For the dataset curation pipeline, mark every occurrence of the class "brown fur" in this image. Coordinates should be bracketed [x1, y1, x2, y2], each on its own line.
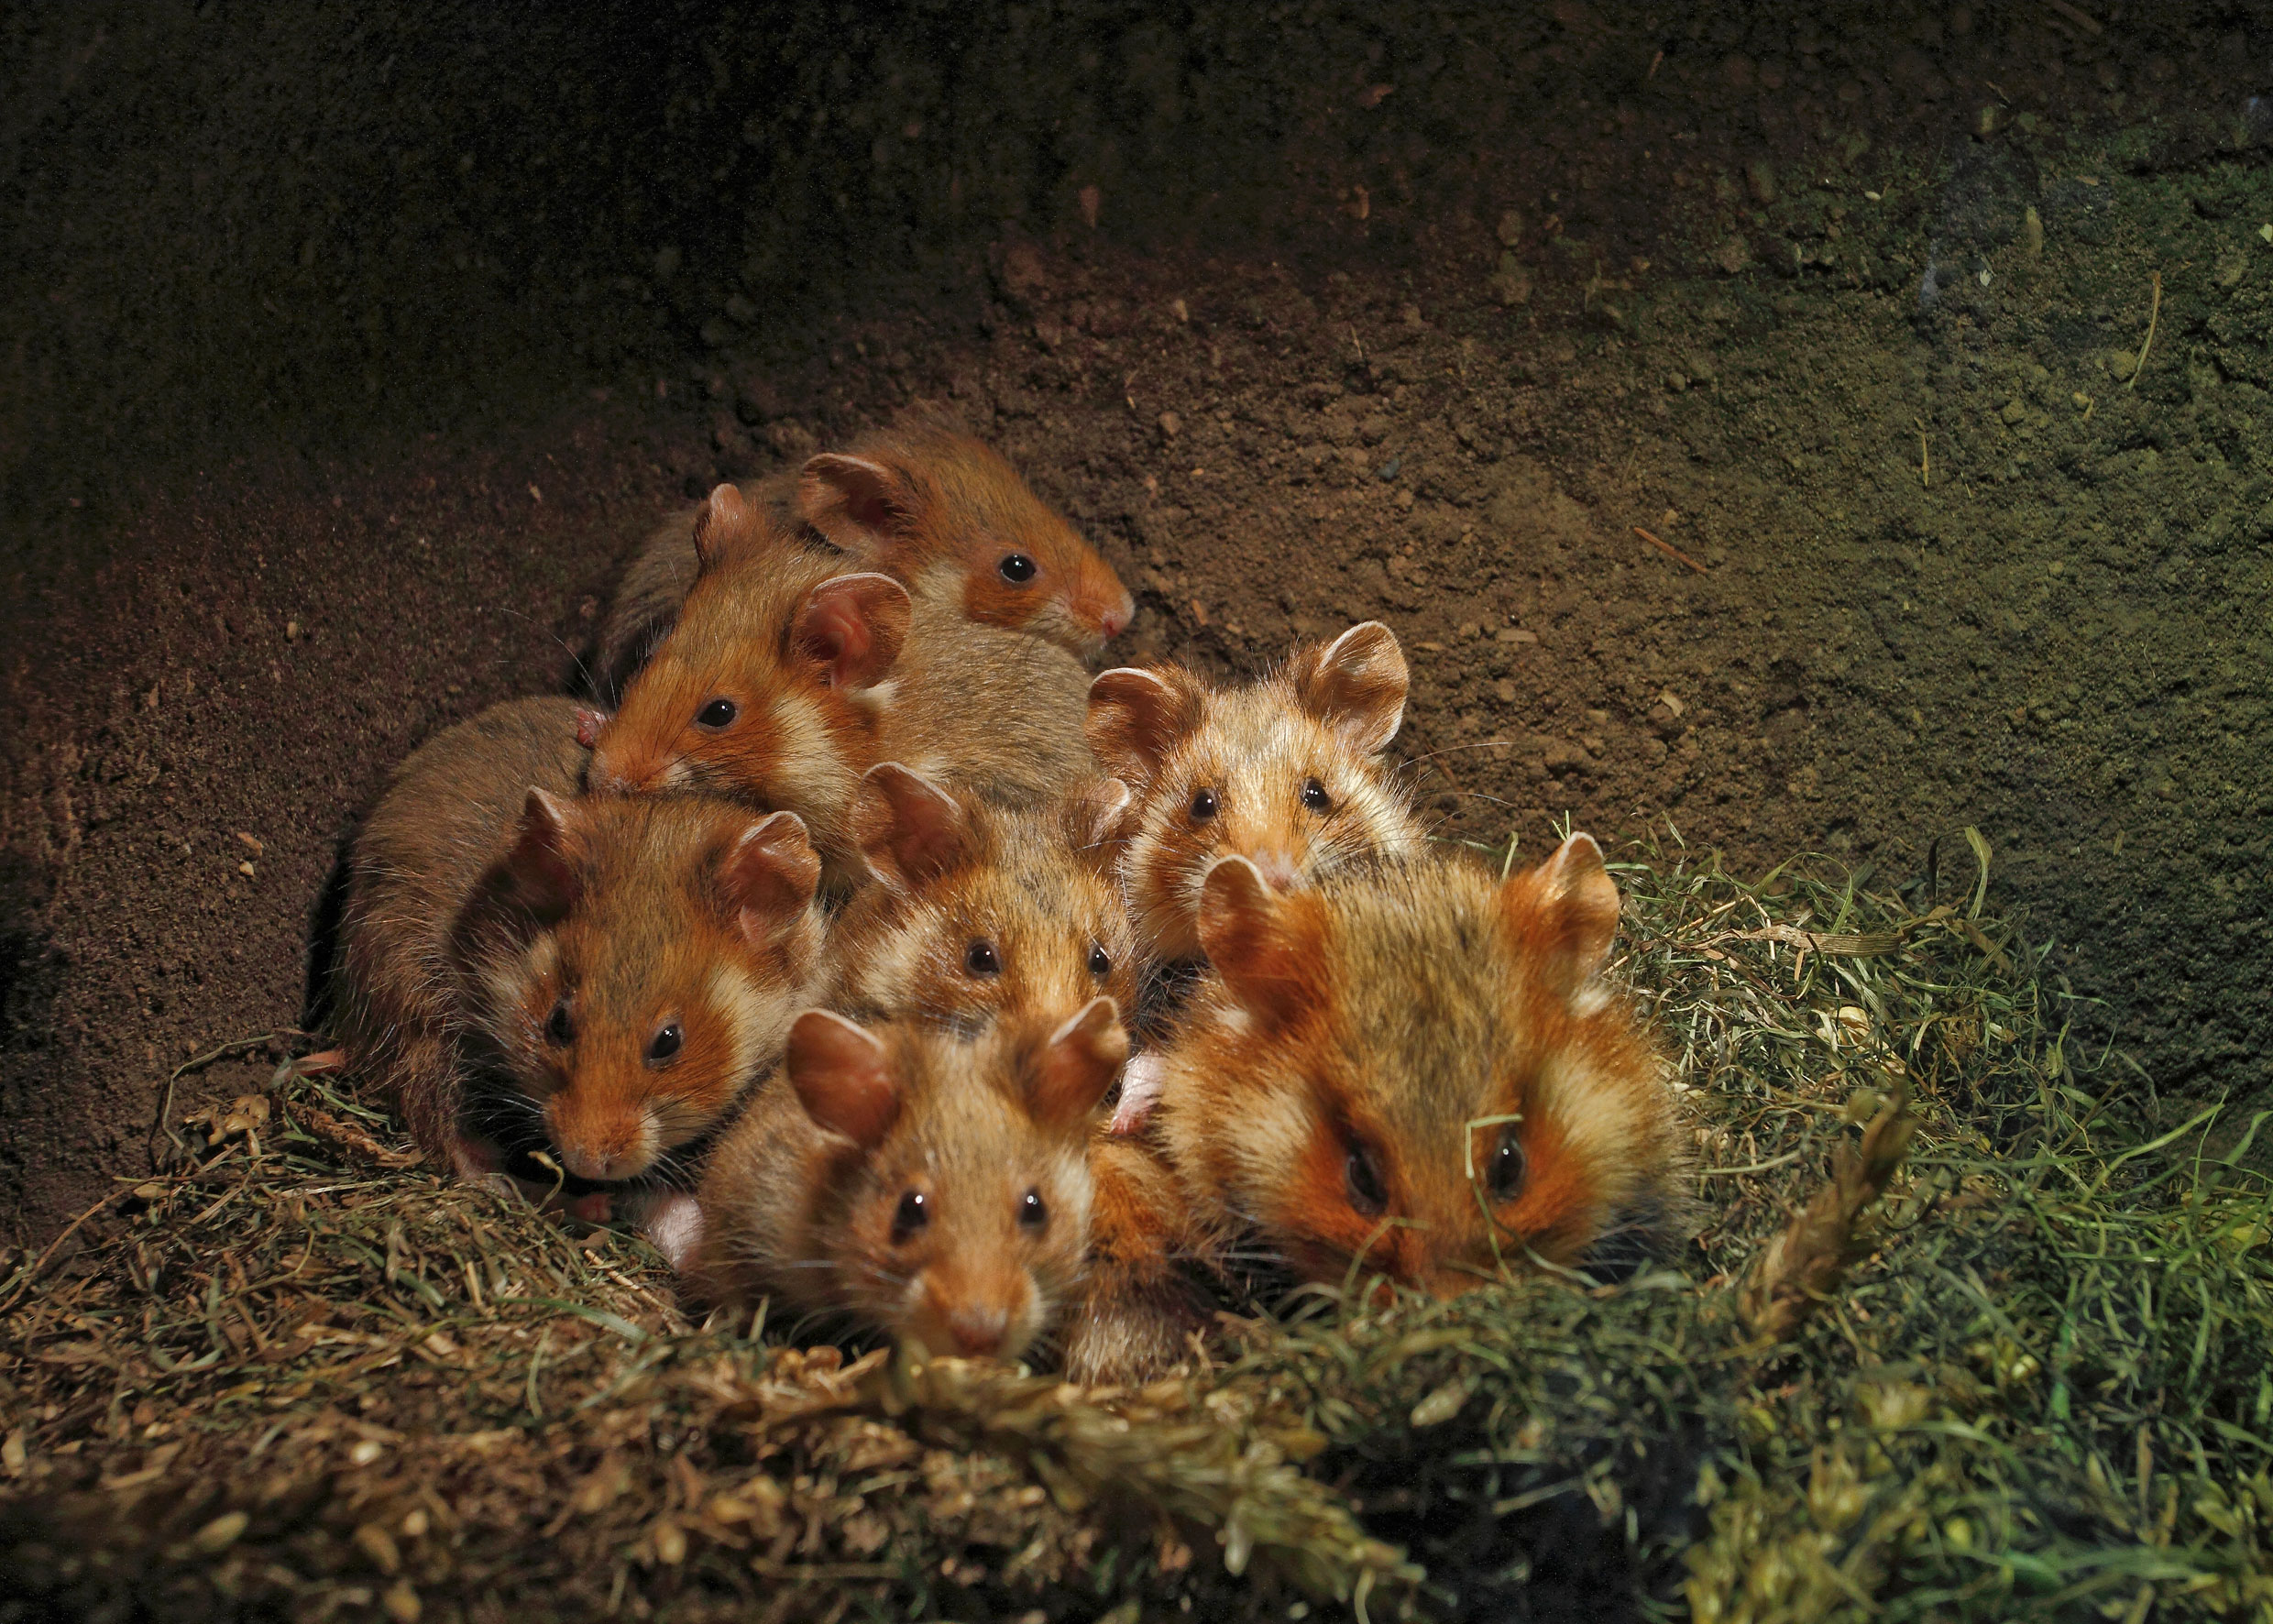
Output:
[335, 697, 828, 1183]
[688, 1002, 1126, 1361]
[585, 487, 907, 887]
[1147, 839, 1692, 1300]
[592, 422, 1130, 702]
[830, 765, 1136, 1034]
[1058, 1133, 1215, 1385]
[1086, 621, 1426, 966]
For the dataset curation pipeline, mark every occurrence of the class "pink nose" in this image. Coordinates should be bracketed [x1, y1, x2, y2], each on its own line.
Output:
[1250, 849, 1302, 891]
[944, 1306, 1008, 1357]
[1093, 590, 1135, 641]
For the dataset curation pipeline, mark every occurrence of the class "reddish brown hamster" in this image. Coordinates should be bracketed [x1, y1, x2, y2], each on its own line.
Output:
[1143, 838, 1691, 1300]
[684, 1000, 1126, 1360]
[335, 697, 829, 1192]
[585, 483, 911, 885]
[798, 420, 1134, 656]
[829, 763, 1136, 1031]
[589, 484, 1093, 856]
[593, 421, 1131, 702]
[1086, 621, 1427, 966]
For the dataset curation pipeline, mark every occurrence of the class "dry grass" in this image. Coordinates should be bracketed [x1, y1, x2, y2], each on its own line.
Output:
[4, 831, 2267, 1622]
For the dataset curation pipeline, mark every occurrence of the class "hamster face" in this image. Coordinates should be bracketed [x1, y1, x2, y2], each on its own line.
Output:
[1123, 685, 1423, 963]
[801, 431, 1134, 656]
[498, 918, 778, 1183]
[846, 836, 1137, 1035]
[1156, 845, 1686, 1297]
[828, 1079, 1095, 1360]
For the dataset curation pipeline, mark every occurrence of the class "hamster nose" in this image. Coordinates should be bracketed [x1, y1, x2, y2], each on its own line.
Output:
[943, 1305, 1009, 1357]
[1250, 848, 1302, 891]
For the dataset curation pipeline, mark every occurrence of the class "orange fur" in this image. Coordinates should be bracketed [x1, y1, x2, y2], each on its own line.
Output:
[335, 697, 828, 1186]
[1148, 840, 1692, 1300]
[800, 420, 1134, 655]
[1087, 622, 1426, 967]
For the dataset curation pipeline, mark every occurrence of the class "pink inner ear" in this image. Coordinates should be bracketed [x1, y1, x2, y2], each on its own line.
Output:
[799, 575, 908, 688]
[859, 763, 966, 890]
[725, 812, 819, 927]
[786, 1012, 899, 1148]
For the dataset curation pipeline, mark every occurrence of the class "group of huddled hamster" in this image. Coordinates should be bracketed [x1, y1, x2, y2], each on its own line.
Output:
[334, 419, 1692, 1384]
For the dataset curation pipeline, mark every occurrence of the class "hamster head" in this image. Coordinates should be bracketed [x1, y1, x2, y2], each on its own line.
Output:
[798, 423, 1134, 656]
[463, 792, 824, 1185]
[1155, 838, 1686, 1297]
[786, 1000, 1126, 1359]
[587, 487, 911, 865]
[1087, 622, 1425, 962]
[840, 763, 1137, 1031]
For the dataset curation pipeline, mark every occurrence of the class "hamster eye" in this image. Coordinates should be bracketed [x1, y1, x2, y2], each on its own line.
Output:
[891, 1189, 929, 1243]
[696, 697, 739, 730]
[997, 552, 1038, 584]
[1344, 1139, 1388, 1217]
[1087, 943, 1112, 978]
[964, 939, 1002, 977]
[544, 999, 574, 1047]
[1188, 786, 1219, 822]
[1487, 1126, 1527, 1202]
[1301, 777, 1333, 813]
[1018, 1188, 1049, 1230]
[644, 1022, 683, 1066]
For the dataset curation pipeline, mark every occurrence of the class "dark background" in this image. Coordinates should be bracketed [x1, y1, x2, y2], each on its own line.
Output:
[5, 0, 2269, 1243]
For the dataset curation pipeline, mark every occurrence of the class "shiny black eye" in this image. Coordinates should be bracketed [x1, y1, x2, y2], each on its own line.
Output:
[1345, 1140, 1388, 1217]
[1189, 786, 1219, 822]
[544, 1000, 574, 1046]
[891, 1190, 929, 1243]
[645, 1022, 683, 1066]
[1487, 1127, 1527, 1202]
[1301, 777, 1332, 813]
[1088, 944, 1112, 978]
[964, 939, 1002, 977]
[997, 552, 1038, 584]
[696, 697, 739, 730]
[1018, 1188, 1049, 1230]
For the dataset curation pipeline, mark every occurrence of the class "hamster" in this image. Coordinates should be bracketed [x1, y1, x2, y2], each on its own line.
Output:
[829, 763, 1136, 1032]
[684, 999, 1127, 1360]
[1085, 621, 1428, 967]
[798, 419, 1134, 657]
[585, 484, 911, 885]
[588, 485, 1093, 871]
[335, 696, 829, 1192]
[592, 421, 1131, 701]
[1058, 1133, 1217, 1386]
[1141, 837, 1692, 1300]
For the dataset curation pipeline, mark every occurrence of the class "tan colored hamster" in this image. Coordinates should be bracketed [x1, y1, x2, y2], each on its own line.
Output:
[1145, 838, 1691, 1300]
[588, 485, 1093, 870]
[593, 421, 1131, 700]
[829, 763, 1136, 1031]
[585, 484, 910, 885]
[335, 696, 828, 1189]
[684, 1000, 1126, 1360]
[1085, 621, 1427, 966]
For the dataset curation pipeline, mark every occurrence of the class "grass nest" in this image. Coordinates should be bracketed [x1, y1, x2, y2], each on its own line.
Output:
[4, 832, 2268, 1623]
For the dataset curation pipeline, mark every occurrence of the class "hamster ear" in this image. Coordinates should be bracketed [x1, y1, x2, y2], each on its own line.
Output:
[1086, 667, 1201, 785]
[690, 482, 756, 574]
[573, 707, 610, 750]
[785, 1011, 900, 1150]
[1290, 621, 1408, 755]
[1195, 856, 1322, 1027]
[796, 572, 911, 689]
[1061, 776, 1133, 862]
[1509, 832, 1622, 1002]
[719, 811, 820, 937]
[797, 453, 917, 554]
[1030, 996, 1129, 1132]
[851, 763, 970, 892]
[500, 789, 582, 917]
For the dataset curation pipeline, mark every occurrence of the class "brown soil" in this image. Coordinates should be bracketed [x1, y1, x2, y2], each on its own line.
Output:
[5, 2, 2269, 1246]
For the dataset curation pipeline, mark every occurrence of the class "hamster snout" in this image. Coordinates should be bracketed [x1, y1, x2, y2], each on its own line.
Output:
[909, 1263, 1037, 1359]
[545, 1093, 659, 1183]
